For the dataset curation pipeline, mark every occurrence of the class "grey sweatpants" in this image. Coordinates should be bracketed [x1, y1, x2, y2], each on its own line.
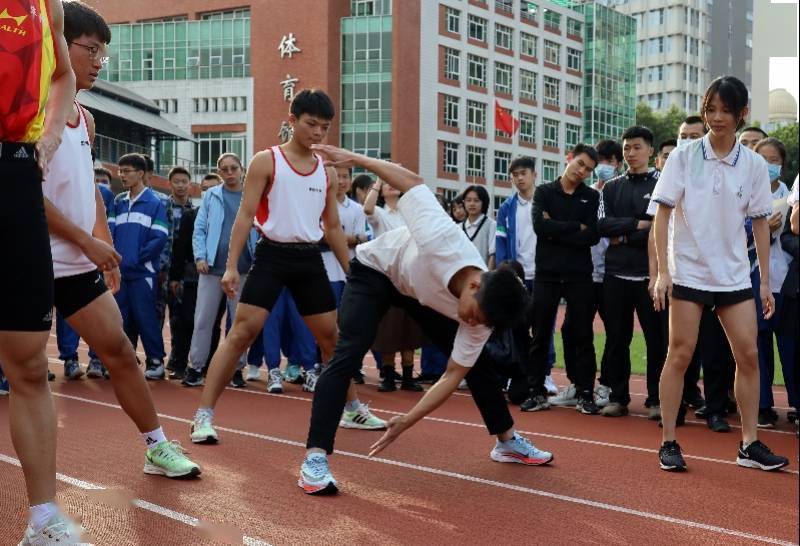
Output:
[189, 273, 246, 371]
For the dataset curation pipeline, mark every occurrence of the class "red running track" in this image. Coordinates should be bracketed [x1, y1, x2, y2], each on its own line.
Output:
[0, 335, 797, 545]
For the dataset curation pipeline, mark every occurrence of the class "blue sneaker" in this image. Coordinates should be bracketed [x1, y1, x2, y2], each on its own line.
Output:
[64, 358, 84, 380]
[0, 373, 9, 396]
[298, 453, 338, 495]
[490, 434, 553, 466]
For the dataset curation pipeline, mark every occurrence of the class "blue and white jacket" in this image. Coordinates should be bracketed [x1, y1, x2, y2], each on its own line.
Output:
[108, 187, 169, 279]
[97, 183, 114, 216]
[495, 193, 521, 263]
[192, 184, 258, 268]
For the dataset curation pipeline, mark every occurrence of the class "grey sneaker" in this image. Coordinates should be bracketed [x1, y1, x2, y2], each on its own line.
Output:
[144, 359, 165, 380]
[63, 358, 84, 380]
[548, 384, 577, 407]
[601, 402, 629, 417]
[85, 358, 104, 379]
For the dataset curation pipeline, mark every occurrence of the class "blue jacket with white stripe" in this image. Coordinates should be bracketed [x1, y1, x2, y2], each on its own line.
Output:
[108, 187, 169, 279]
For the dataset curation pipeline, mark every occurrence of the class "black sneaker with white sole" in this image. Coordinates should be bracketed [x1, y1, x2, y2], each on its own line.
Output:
[736, 440, 789, 471]
[520, 394, 551, 412]
[576, 397, 599, 415]
[230, 369, 246, 388]
[182, 368, 204, 387]
[659, 440, 687, 472]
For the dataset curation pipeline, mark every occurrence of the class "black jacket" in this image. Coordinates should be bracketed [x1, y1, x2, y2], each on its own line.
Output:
[780, 212, 798, 299]
[597, 169, 659, 278]
[532, 177, 600, 282]
[169, 206, 199, 284]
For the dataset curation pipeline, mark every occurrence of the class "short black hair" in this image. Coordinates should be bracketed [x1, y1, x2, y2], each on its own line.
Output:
[595, 139, 623, 163]
[740, 126, 768, 138]
[622, 126, 654, 146]
[683, 115, 704, 126]
[571, 143, 599, 168]
[351, 174, 374, 192]
[461, 185, 490, 215]
[497, 260, 524, 282]
[168, 166, 191, 180]
[509, 156, 536, 174]
[658, 139, 677, 153]
[63, 0, 111, 44]
[476, 265, 529, 329]
[290, 89, 335, 121]
[701, 76, 750, 131]
[203, 173, 222, 182]
[94, 167, 112, 180]
[140, 154, 154, 173]
[118, 153, 146, 172]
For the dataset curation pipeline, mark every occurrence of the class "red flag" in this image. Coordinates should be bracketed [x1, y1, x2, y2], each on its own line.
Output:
[495, 100, 519, 135]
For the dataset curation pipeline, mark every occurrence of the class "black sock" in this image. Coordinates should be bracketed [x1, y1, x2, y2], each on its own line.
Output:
[402, 366, 414, 381]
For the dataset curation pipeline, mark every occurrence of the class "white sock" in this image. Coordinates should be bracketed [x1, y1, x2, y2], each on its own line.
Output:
[29, 502, 59, 532]
[195, 407, 214, 422]
[344, 399, 360, 412]
[142, 426, 167, 448]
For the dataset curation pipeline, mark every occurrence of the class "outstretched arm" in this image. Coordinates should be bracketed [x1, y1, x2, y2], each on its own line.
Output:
[312, 144, 424, 194]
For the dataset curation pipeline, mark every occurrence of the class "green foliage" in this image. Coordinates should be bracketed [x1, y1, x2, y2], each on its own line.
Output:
[769, 123, 799, 186]
[634, 103, 688, 150]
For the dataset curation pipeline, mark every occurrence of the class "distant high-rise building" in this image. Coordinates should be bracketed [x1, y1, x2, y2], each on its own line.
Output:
[707, 0, 753, 90]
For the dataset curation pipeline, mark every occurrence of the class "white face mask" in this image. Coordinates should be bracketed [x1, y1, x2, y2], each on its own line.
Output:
[676, 138, 696, 148]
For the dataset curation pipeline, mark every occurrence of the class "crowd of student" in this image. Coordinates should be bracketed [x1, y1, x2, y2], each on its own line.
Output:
[2, 114, 795, 441]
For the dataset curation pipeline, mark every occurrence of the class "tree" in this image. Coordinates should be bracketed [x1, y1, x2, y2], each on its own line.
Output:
[635, 103, 687, 149]
[769, 123, 799, 187]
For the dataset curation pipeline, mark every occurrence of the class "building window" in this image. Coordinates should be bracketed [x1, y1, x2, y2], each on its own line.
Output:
[442, 141, 459, 174]
[543, 76, 560, 108]
[467, 100, 487, 133]
[648, 8, 664, 26]
[444, 47, 460, 80]
[636, 68, 643, 84]
[496, 0, 513, 15]
[200, 8, 250, 19]
[445, 6, 460, 34]
[648, 37, 664, 54]
[648, 66, 664, 82]
[468, 54, 487, 87]
[567, 47, 581, 71]
[543, 118, 559, 148]
[684, 36, 699, 56]
[195, 132, 247, 173]
[647, 93, 664, 110]
[566, 82, 580, 111]
[542, 159, 559, 183]
[466, 145, 486, 178]
[495, 62, 513, 95]
[544, 40, 560, 64]
[494, 150, 511, 181]
[443, 94, 460, 128]
[520, 32, 537, 57]
[495, 23, 513, 50]
[565, 123, 581, 148]
[468, 14, 487, 42]
[521, 1, 538, 23]
[351, 0, 385, 16]
[519, 112, 536, 143]
[543, 8, 561, 32]
[567, 17, 582, 36]
[520, 69, 537, 101]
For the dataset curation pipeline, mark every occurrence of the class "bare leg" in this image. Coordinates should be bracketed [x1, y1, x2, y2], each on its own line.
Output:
[659, 299, 703, 442]
[0, 331, 55, 505]
[67, 292, 158, 433]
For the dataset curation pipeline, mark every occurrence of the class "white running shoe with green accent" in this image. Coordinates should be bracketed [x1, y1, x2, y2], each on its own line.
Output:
[144, 440, 201, 478]
[17, 511, 88, 545]
[339, 403, 387, 430]
[190, 412, 219, 444]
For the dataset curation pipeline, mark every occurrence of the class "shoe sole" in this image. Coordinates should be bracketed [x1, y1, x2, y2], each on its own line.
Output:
[297, 478, 338, 495]
[86, 371, 103, 379]
[736, 457, 788, 471]
[66, 371, 84, 380]
[182, 381, 204, 387]
[190, 434, 219, 444]
[267, 385, 284, 394]
[601, 409, 629, 417]
[490, 450, 553, 466]
[520, 404, 550, 412]
[659, 462, 687, 472]
[145, 375, 165, 380]
[143, 463, 202, 478]
[756, 423, 776, 429]
[548, 400, 577, 407]
[577, 406, 600, 415]
[338, 420, 387, 430]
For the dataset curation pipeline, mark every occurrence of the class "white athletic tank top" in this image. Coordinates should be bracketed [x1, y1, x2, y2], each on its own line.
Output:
[253, 145, 328, 243]
[44, 102, 97, 278]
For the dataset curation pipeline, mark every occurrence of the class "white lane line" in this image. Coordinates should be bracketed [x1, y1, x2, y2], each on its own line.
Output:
[0, 453, 270, 546]
[44, 392, 798, 546]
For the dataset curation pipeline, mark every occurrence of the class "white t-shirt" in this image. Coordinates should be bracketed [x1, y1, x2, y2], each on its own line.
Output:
[767, 182, 791, 293]
[366, 203, 405, 237]
[322, 197, 366, 283]
[356, 185, 492, 367]
[514, 196, 536, 280]
[650, 135, 772, 291]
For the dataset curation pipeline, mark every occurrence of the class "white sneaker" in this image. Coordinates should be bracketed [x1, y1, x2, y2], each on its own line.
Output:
[267, 368, 283, 394]
[245, 364, 261, 381]
[594, 384, 611, 408]
[458, 379, 469, 390]
[548, 384, 578, 407]
[339, 403, 387, 430]
[544, 374, 558, 395]
[303, 368, 318, 393]
[18, 512, 89, 545]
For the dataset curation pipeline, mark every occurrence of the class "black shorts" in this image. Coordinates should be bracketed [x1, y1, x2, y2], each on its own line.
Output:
[240, 238, 336, 316]
[672, 284, 753, 308]
[54, 270, 108, 318]
[0, 143, 54, 331]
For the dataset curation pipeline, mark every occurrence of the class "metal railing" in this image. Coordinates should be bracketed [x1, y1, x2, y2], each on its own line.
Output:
[94, 133, 198, 179]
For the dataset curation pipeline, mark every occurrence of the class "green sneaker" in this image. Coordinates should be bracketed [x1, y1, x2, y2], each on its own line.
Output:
[190, 412, 219, 444]
[339, 403, 387, 430]
[144, 440, 201, 478]
[283, 363, 303, 384]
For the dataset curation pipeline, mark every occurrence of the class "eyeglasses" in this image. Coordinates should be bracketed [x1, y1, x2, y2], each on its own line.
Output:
[70, 41, 110, 65]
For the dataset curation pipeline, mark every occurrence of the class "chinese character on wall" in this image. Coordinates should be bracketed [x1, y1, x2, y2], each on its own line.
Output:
[278, 32, 301, 59]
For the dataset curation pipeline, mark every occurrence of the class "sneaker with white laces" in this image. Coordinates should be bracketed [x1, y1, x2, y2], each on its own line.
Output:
[548, 384, 577, 407]
[190, 411, 219, 444]
[490, 434, 553, 465]
[144, 440, 201, 478]
[298, 453, 337, 495]
[544, 374, 558, 395]
[594, 384, 611, 408]
[736, 440, 789, 471]
[303, 368, 318, 393]
[339, 403, 387, 430]
[17, 511, 88, 545]
[245, 364, 261, 381]
[267, 368, 283, 394]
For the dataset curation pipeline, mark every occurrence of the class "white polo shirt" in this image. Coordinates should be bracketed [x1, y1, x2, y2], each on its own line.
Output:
[356, 185, 492, 367]
[322, 197, 366, 283]
[650, 135, 772, 291]
[366, 203, 405, 237]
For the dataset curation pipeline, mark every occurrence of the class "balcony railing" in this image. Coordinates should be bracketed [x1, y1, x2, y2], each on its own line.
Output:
[94, 133, 197, 179]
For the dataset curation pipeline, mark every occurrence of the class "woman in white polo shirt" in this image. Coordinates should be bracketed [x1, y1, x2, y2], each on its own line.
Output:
[650, 76, 789, 473]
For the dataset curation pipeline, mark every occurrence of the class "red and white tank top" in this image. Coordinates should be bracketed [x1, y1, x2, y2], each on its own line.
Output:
[44, 102, 97, 278]
[253, 145, 328, 243]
